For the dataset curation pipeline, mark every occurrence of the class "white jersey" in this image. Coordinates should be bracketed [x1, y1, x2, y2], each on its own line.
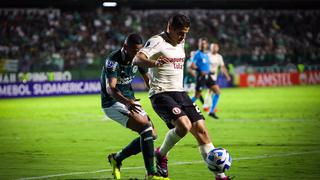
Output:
[139, 32, 186, 96]
[208, 53, 224, 81]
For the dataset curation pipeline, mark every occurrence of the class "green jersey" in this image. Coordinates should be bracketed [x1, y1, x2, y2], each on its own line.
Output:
[100, 49, 147, 108]
[184, 57, 196, 84]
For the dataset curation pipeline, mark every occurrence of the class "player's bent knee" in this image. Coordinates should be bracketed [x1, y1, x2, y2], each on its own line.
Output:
[139, 123, 153, 135]
[175, 120, 192, 137]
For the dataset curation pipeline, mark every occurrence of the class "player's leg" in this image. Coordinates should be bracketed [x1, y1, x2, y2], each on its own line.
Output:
[191, 90, 203, 103]
[189, 120, 229, 180]
[209, 84, 221, 119]
[153, 115, 191, 178]
[151, 92, 192, 177]
[103, 103, 129, 179]
[159, 115, 191, 155]
[189, 119, 213, 158]
[182, 96, 230, 180]
[180, 97, 214, 161]
[199, 93, 205, 104]
[203, 89, 212, 112]
[103, 102, 157, 178]
[191, 75, 205, 103]
[113, 116, 157, 166]
[151, 93, 193, 154]
[127, 110, 158, 177]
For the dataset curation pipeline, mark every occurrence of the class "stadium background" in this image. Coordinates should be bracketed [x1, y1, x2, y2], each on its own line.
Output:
[0, 0, 320, 179]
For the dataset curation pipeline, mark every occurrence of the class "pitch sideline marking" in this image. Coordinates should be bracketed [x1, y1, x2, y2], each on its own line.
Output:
[17, 150, 320, 180]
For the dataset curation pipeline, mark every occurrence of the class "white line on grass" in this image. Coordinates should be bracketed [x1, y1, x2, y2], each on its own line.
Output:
[17, 150, 320, 180]
[222, 118, 314, 122]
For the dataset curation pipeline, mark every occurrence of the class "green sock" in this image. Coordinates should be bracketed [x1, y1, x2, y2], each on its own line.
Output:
[140, 129, 156, 175]
[115, 137, 141, 163]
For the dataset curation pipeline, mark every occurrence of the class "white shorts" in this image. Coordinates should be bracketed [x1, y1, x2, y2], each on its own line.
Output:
[102, 101, 147, 127]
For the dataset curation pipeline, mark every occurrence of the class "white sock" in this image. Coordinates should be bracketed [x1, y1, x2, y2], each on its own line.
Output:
[199, 143, 226, 178]
[204, 91, 212, 108]
[159, 128, 182, 156]
[199, 143, 215, 161]
[215, 172, 226, 178]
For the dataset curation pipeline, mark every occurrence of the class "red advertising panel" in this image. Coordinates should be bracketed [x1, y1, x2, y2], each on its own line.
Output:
[239, 71, 320, 87]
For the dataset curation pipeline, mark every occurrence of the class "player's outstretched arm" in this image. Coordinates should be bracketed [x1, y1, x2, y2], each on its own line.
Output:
[133, 52, 157, 67]
[221, 65, 231, 81]
[133, 52, 169, 68]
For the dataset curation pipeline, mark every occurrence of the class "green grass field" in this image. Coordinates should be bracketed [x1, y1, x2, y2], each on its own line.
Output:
[1, 85, 320, 180]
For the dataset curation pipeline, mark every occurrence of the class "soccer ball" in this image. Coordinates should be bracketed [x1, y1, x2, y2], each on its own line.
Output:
[206, 148, 232, 173]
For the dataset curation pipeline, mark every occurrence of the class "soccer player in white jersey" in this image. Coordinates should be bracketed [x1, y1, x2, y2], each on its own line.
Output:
[203, 43, 231, 119]
[189, 38, 212, 111]
[133, 14, 232, 180]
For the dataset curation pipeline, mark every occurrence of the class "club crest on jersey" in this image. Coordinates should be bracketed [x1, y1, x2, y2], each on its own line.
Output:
[172, 107, 181, 115]
[145, 41, 151, 47]
[202, 58, 207, 63]
[144, 39, 160, 49]
[132, 66, 138, 73]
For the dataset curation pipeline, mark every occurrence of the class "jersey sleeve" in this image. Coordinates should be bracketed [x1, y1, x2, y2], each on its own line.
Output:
[139, 36, 162, 59]
[104, 58, 119, 78]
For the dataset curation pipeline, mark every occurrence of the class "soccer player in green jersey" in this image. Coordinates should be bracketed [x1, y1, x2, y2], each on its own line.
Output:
[101, 33, 167, 180]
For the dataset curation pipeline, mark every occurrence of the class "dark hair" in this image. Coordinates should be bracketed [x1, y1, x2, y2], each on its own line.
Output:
[168, 14, 190, 30]
[199, 37, 208, 42]
[125, 33, 143, 46]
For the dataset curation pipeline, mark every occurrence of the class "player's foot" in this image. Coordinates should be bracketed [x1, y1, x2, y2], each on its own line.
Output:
[215, 175, 235, 180]
[203, 106, 210, 112]
[155, 147, 169, 178]
[107, 153, 121, 179]
[209, 112, 219, 119]
[145, 174, 170, 180]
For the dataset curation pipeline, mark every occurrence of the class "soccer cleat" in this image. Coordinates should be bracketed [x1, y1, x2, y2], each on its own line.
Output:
[155, 147, 169, 178]
[209, 112, 219, 119]
[215, 176, 235, 180]
[145, 174, 170, 180]
[203, 107, 210, 112]
[107, 153, 121, 179]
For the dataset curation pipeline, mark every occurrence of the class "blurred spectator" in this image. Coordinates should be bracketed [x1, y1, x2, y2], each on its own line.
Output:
[0, 8, 319, 73]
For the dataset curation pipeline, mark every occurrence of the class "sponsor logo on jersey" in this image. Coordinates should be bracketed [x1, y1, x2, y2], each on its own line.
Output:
[172, 107, 181, 115]
[117, 76, 134, 85]
[158, 56, 184, 63]
[105, 59, 118, 71]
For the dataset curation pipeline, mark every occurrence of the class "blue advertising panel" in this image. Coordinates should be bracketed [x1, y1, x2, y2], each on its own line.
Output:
[217, 74, 233, 88]
[0, 80, 101, 98]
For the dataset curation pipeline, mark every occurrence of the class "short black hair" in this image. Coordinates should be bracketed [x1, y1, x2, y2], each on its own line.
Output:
[199, 37, 208, 42]
[125, 33, 143, 46]
[168, 14, 190, 30]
